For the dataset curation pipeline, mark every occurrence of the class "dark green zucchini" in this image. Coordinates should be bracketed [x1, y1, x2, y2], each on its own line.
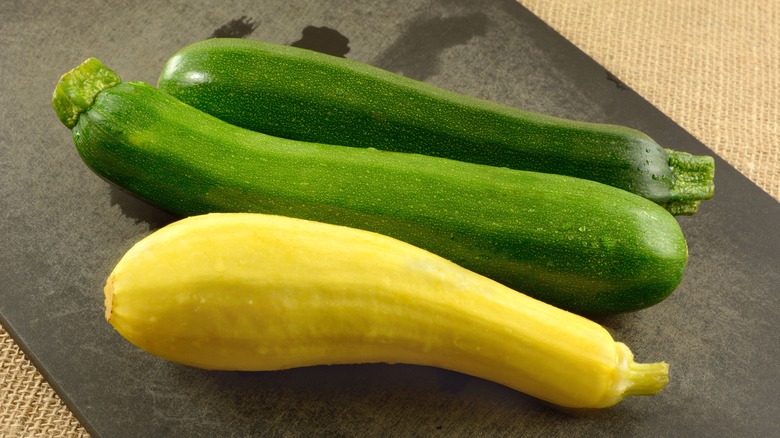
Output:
[157, 38, 714, 215]
[53, 58, 689, 315]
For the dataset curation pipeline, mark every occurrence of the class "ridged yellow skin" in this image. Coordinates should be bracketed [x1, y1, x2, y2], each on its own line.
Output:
[105, 213, 668, 408]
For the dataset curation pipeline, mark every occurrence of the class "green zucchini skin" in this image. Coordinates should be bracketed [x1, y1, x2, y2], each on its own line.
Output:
[54, 59, 688, 315]
[157, 38, 714, 215]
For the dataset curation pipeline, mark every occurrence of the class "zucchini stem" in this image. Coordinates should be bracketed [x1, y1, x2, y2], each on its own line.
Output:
[623, 361, 670, 396]
[52, 58, 121, 129]
[664, 149, 715, 215]
[612, 342, 669, 403]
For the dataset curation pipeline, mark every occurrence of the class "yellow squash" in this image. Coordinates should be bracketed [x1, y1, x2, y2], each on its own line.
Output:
[105, 213, 668, 408]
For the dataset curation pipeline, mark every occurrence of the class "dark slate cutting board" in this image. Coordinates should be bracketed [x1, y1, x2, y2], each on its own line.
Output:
[1, 0, 778, 436]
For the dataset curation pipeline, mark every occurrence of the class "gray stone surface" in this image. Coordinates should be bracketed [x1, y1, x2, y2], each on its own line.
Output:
[1, 0, 777, 436]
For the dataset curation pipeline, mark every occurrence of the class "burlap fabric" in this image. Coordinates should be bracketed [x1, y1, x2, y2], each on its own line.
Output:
[523, 0, 779, 201]
[2, 1, 777, 436]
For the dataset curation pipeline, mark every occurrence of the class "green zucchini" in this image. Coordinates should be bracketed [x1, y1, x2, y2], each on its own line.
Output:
[53, 58, 689, 315]
[157, 38, 714, 215]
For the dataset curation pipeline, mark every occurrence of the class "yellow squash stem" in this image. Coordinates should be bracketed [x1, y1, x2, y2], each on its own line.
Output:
[105, 213, 668, 408]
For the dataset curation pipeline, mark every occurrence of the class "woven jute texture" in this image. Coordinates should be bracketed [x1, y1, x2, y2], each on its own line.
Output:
[521, 0, 779, 201]
[0, 329, 87, 437]
[2, 2, 778, 437]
